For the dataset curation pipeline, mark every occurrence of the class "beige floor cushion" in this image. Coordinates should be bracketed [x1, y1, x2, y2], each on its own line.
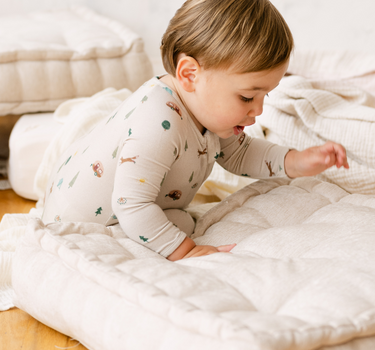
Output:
[0, 6, 153, 115]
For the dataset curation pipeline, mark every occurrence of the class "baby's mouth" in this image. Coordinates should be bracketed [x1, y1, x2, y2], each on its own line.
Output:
[233, 125, 244, 135]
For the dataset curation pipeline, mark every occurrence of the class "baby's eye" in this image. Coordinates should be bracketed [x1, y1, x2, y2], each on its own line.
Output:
[240, 96, 253, 103]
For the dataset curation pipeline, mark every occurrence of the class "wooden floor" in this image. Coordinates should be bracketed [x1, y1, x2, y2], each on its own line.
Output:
[0, 187, 88, 350]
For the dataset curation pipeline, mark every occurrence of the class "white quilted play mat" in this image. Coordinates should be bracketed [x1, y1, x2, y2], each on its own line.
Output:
[6, 177, 375, 350]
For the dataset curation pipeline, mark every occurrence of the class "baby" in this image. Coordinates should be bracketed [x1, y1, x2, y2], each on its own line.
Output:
[42, 0, 349, 261]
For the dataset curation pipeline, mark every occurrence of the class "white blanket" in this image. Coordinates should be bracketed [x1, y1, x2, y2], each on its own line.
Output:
[10, 178, 375, 350]
[248, 76, 375, 194]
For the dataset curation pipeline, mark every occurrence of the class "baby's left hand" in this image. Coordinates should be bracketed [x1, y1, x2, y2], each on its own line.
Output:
[285, 141, 349, 178]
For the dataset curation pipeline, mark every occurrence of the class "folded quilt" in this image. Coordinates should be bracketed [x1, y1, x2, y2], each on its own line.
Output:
[11, 178, 375, 350]
[248, 75, 375, 194]
[0, 6, 153, 115]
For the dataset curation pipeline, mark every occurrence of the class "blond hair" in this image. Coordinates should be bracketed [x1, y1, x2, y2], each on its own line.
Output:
[161, 0, 294, 76]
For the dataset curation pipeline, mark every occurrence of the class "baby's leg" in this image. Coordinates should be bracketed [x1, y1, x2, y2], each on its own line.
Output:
[163, 209, 195, 237]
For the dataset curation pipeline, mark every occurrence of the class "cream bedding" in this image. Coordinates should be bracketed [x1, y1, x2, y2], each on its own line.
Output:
[9, 177, 375, 350]
[247, 75, 375, 195]
[2, 50, 375, 349]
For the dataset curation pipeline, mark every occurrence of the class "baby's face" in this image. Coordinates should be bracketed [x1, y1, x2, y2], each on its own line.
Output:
[189, 61, 288, 139]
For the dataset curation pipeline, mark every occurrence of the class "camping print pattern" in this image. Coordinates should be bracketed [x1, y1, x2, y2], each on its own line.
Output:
[92, 161, 104, 177]
[57, 178, 63, 190]
[166, 102, 183, 119]
[125, 108, 135, 120]
[57, 155, 72, 173]
[214, 152, 224, 160]
[117, 197, 127, 205]
[106, 111, 117, 124]
[165, 190, 182, 201]
[119, 156, 138, 165]
[162, 120, 171, 131]
[95, 207, 103, 216]
[68, 172, 80, 188]
[163, 87, 173, 96]
[198, 148, 207, 158]
[265, 161, 275, 177]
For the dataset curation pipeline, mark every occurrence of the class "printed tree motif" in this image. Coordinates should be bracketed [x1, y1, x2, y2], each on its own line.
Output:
[279, 165, 283, 172]
[141, 96, 148, 103]
[160, 172, 166, 187]
[57, 178, 63, 189]
[189, 171, 194, 183]
[162, 120, 171, 131]
[95, 207, 103, 216]
[82, 146, 89, 154]
[125, 108, 135, 120]
[128, 128, 132, 136]
[58, 155, 72, 173]
[139, 236, 149, 242]
[106, 111, 117, 124]
[57, 162, 64, 173]
[214, 152, 225, 160]
[191, 183, 198, 189]
[185, 140, 188, 151]
[112, 146, 119, 159]
[68, 172, 80, 188]
[163, 87, 173, 96]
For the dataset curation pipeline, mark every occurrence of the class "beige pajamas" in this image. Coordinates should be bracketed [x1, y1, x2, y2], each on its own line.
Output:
[42, 76, 289, 257]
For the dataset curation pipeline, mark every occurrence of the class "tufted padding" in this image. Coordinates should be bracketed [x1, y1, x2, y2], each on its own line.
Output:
[11, 178, 375, 350]
[0, 6, 153, 115]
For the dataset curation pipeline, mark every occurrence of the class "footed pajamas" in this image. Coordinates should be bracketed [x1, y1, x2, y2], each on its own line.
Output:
[42, 76, 290, 257]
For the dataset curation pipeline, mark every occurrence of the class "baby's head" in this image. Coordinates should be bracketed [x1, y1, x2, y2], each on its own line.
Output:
[161, 0, 294, 76]
[160, 0, 294, 139]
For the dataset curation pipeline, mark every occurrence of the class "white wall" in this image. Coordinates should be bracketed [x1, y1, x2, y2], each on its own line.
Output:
[272, 0, 375, 53]
[1, 0, 375, 74]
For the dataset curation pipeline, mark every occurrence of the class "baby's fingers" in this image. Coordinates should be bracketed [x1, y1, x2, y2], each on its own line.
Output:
[322, 142, 349, 169]
[217, 243, 237, 252]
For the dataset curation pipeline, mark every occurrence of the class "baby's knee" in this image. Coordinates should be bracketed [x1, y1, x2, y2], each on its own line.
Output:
[163, 209, 195, 237]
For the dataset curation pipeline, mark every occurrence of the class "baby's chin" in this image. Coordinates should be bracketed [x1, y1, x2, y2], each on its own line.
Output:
[214, 128, 242, 139]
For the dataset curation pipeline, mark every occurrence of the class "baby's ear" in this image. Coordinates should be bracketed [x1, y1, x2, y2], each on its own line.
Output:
[175, 56, 200, 92]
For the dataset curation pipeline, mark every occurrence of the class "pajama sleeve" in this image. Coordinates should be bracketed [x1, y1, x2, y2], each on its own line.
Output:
[217, 132, 290, 179]
[111, 91, 187, 258]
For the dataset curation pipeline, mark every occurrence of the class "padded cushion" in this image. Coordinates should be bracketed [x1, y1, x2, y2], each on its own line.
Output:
[0, 6, 153, 115]
[7, 113, 60, 200]
[11, 178, 375, 350]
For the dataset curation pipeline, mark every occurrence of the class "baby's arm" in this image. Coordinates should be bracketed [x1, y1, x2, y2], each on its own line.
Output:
[167, 237, 236, 261]
[284, 141, 349, 178]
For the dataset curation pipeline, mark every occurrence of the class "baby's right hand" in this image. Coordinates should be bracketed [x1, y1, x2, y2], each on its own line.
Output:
[182, 243, 236, 259]
[167, 237, 236, 261]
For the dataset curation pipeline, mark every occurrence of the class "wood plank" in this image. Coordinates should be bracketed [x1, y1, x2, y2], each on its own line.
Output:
[0, 189, 36, 220]
[0, 308, 88, 350]
[0, 189, 88, 350]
